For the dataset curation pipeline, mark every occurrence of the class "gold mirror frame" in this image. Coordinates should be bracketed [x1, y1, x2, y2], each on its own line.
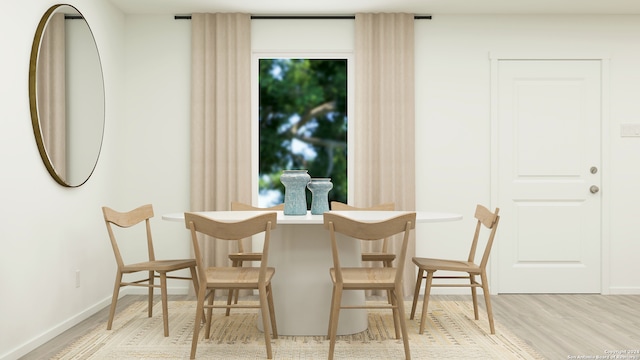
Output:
[29, 4, 105, 187]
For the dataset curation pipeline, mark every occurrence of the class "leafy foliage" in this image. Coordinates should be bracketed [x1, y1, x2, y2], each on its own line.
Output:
[259, 59, 348, 207]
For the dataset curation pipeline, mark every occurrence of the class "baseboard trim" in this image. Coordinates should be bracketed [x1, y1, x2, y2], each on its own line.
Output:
[607, 286, 640, 295]
[1, 286, 190, 360]
[1, 296, 111, 360]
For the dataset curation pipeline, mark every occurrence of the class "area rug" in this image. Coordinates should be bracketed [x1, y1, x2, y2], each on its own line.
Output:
[52, 300, 543, 359]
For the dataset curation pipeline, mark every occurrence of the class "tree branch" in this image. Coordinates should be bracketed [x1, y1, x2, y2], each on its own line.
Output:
[291, 100, 336, 134]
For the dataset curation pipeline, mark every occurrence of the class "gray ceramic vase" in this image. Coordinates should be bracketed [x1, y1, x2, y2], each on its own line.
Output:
[307, 178, 333, 215]
[281, 170, 311, 215]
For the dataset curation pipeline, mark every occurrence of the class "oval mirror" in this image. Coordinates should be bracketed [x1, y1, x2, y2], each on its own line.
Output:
[29, 4, 105, 187]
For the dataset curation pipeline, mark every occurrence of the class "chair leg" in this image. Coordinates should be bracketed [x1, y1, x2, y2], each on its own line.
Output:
[224, 261, 242, 316]
[410, 268, 424, 320]
[389, 287, 401, 338]
[470, 274, 479, 320]
[233, 286, 241, 305]
[394, 285, 412, 360]
[225, 289, 234, 317]
[327, 285, 343, 360]
[386, 289, 394, 305]
[327, 285, 336, 340]
[189, 266, 199, 293]
[160, 272, 169, 337]
[480, 272, 495, 334]
[205, 289, 215, 339]
[384, 261, 393, 304]
[326, 284, 337, 338]
[107, 271, 123, 330]
[258, 284, 273, 359]
[266, 283, 278, 338]
[418, 271, 434, 334]
[148, 270, 155, 318]
[226, 260, 242, 316]
[189, 266, 206, 325]
[190, 286, 207, 360]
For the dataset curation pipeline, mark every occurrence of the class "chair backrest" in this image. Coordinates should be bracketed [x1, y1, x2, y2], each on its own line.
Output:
[330, 201, 395, 252]
[330, 202, 395, 211]
[468, 204, 501, 269]
[323, 211, 416, 284]
[230, 201, 284, 211]
[230, 202, 283, 252]
[185, 212, 277, 282]
[102, 204, 155, 268]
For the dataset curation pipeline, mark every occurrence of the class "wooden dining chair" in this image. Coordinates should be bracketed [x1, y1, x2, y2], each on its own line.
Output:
[228, 201, 284, 265]
[410, 204, 500, 335]
[330, 201, 396, 303]
[330, 201, 396, 267]
[226, 201, 284, 314]
[185, 211, 278, 360]
[102, 204, 199, 337]
[324, 211, 416, 360]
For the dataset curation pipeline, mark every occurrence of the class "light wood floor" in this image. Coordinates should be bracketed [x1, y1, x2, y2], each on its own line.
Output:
[20, 294, 640, 359]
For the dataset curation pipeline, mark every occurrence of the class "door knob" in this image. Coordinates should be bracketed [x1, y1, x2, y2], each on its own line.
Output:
[590, 185, 600, 194]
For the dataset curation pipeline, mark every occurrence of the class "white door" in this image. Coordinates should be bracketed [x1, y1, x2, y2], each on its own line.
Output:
[496, 59, 602, 293]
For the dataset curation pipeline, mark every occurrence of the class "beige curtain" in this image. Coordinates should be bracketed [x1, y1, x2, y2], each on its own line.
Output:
[37, 13, 66, 179]
[354, 13, 416, 295]
[190, 13, 252, 270]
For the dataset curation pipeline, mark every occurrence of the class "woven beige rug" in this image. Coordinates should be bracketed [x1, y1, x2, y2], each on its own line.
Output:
[53, 300, 543, 359]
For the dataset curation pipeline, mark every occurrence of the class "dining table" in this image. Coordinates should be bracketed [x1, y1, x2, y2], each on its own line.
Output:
[163, 209, 462, 336]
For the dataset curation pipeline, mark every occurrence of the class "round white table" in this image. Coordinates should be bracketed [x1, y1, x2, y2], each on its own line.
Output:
[163, 210, 462, 336]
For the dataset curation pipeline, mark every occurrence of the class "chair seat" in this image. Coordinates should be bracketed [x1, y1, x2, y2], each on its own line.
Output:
[330, 267, 396, 288]
[122, 259, 197, 273]
[412, 257, 480, 273]
[228, 252, 262, 262]
[204, 266, 275, 287]
[361, 252, 395, 262]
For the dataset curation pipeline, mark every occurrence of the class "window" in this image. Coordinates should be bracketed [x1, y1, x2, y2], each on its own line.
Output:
[258, 58, 348, 207]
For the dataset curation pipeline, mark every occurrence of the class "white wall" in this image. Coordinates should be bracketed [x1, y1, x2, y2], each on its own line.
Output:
[414, 15, 640, 294]
[115, 15, 193, 268]
[121, 14, 640, 297]
[0, 1, 124, 359]
[4, 8, 640, 360]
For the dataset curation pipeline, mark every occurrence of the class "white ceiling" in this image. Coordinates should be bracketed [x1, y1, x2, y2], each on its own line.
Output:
[108, 0, 640, 15]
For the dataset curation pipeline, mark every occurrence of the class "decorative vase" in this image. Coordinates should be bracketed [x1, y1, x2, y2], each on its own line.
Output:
[280, 170, 311, 215]
[307, 178, 333, 215]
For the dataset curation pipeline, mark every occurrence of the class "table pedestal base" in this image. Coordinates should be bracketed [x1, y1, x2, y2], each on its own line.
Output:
[258, 224, 367, 336]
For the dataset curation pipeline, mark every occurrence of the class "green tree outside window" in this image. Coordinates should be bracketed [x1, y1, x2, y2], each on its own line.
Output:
[259, 59, 348, 208]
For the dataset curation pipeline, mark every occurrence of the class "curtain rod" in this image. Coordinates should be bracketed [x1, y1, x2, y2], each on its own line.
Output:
[174, 15, 432, 20]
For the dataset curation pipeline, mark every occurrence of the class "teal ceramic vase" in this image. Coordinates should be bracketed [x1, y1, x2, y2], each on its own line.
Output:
[281, 170, 311, 215]
[307, 178, 333, 215]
